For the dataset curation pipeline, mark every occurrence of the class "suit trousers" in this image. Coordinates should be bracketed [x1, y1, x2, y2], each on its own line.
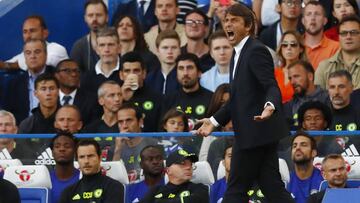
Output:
[222, 139, 294, 203]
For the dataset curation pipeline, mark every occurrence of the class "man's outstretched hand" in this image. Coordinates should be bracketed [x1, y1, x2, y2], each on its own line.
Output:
[254, 106, 274, 121]
[195, 118, 215, 137]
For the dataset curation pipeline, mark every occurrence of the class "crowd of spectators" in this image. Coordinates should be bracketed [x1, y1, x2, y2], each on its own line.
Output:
[0, 0, 360, 202]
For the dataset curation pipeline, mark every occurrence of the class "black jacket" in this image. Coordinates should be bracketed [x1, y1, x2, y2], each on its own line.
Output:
[59, 172, 124, 203]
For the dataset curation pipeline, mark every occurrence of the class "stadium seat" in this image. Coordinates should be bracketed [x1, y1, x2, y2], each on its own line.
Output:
[322, 188, 360, 203]
[3, 165, 52, 203]
[18, 187, 50, 203]
[191, 161, 215, 185]
[319, 179, 360, 191]
[0, 159, 22, 174]
[3, 165, 52, 188]
[100, 161, 129, 184]
[314, 156, 360, 179]
[216, 158, 290, 184]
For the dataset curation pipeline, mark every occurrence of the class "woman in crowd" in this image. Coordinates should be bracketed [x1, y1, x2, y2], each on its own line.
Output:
[114, 15, 160, 73]
[275, 31, 307, 103]
[325, 0, 359, 41]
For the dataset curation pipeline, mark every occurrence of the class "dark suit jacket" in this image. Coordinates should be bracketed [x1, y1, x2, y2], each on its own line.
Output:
[3, 66, 55, 124]
[111, 0, 157, 32]
[213, 37, 289, 149]
[73, 88, 102, 125]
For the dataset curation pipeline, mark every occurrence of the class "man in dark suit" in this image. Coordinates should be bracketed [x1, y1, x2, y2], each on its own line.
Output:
[196, 3, 294, 202]
[3, 39, 55, 124]
[112, 0, 157, 32]
[54, 59, 100, 125]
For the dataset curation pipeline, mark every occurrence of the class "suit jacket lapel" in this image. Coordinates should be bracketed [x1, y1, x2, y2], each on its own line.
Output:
[233, 37, 252, 80]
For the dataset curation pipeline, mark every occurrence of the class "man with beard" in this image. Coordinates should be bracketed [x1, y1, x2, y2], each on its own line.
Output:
[327, 70, 360, 154]
[164, 53, 213, 122]
[307, 154, 348, 203]
[50, 131, 79, 203]
[284, 60, 329, 129]
[287, 131, 323, 203]
[302, 1, 339, 70]
[70, 0, 108, 72]
[315, 15, 360, 89]
[127, 145, 165, 203]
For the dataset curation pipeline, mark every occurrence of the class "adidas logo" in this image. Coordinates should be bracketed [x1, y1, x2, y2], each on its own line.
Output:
[342, 144, 360, 157]
[35, 147, 55, 165]
[0, 148, 13, 160]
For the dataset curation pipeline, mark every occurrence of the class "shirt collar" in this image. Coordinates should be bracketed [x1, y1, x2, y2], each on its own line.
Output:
[137, 0, 150, 4]
[233, 36, 250, 56]
[59, 89, 77, 101]
[95, 57, 120, 78]
[28, 66, 46, 78]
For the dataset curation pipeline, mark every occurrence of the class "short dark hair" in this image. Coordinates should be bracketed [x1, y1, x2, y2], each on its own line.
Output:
[118, 103, 143, 120]
[208, 30, 227, 49]
[56, 59, 79, 72]
[84, 0, 108, 14]
[278, 0, 303, 4]
[120, 51, 146, 71]
[223, 137, 234, 158]
[225, 3, 256, 36]
[75, 139, 101, 159]
[140, 145, 164, 161]
[24, 15, 47, 29]
[175, 53, 201, 72]
[288, 60, 315, 75]
[328, 70, 353, 84]
[304, 1, 327, 16]
[155, 30, 180, 48]
[338, 14, 360, 31]
[34, 73, 59, 90]
[291, 130, 317, 151]
[155, 0, 178, 7]
[160, 108, 189, 132]
[184, 9, 209, 26]
[50, 130, 78, 150]
[297, 101, 332, 130]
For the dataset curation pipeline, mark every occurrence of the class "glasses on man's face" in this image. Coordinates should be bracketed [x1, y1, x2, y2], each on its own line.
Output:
[57, 68, 81, 74]
[282, 0, 302, 7]
[281, 41, 299, 48]
[339, 30, 360, 37]
[185, 20, 205, 26]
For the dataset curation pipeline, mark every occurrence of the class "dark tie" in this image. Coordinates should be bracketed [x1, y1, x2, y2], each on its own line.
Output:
[138, 1, 146, 24]
[63, 95, 72, 105]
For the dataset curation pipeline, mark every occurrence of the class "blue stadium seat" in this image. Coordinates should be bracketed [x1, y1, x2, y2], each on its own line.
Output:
[319, 179, 360, 191]
[18, 187, 50, 203]
[322, 188, 360, 203]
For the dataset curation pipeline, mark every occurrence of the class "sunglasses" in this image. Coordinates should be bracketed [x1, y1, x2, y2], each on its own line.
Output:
[281, 42, 299, 48]
[339, 30, 360, 37]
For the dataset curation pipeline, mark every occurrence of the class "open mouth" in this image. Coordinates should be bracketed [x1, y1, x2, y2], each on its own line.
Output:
[227, 31, 235, 40]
